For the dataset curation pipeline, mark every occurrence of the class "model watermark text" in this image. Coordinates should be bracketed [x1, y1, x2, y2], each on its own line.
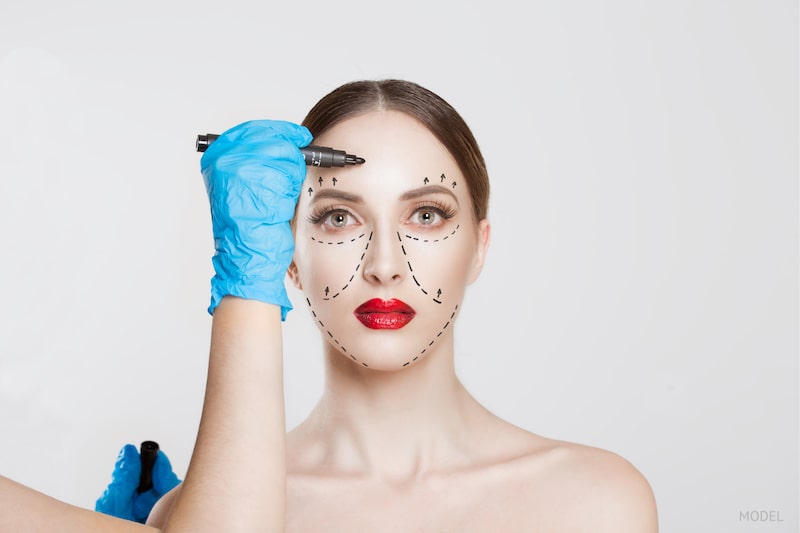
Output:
[739, 510, 783, 522]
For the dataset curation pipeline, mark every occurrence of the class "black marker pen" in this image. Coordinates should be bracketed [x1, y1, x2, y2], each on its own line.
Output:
[196, 133, 365, 168]
[137, 441, 159, 494]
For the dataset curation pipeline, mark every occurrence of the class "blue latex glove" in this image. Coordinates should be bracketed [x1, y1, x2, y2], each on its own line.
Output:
[201, 119, 312, 319]
[95, 444, 181, 523]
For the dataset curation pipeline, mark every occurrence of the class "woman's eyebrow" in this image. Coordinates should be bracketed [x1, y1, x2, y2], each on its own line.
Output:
[399, 185, 459, 204]
[310, 189, 364, 204]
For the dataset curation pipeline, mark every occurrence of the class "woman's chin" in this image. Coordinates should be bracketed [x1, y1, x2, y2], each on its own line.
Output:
[325, 335, 439, 371]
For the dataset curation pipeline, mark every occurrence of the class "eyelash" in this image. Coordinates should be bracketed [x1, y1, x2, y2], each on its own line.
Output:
[306, 201, 457, 229]
[410, 200, 457, 223]
[306, 205, 351, 226]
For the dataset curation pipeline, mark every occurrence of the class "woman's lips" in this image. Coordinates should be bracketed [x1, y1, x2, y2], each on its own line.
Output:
[354, 298, 416, 329]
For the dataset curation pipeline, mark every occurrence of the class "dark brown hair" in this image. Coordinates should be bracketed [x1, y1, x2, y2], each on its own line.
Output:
[302, 79, 490, 221]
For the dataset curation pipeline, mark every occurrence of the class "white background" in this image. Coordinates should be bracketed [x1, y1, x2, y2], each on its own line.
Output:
[0, 1, 797, 531]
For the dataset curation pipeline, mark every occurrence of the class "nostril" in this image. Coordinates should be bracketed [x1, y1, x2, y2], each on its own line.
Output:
[361, 229, 406, 284]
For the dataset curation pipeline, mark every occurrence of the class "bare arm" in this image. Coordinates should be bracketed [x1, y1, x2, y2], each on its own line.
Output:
[162, 297, 286, 532]
[0, 299, 286, 532]
[161, 120, 308, 531]
[0, 300, 286, 533]
[0, 475, 159, 533]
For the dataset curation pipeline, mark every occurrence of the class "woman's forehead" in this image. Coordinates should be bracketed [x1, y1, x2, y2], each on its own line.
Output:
[308, 110, 464, 191]
[313, 111, 451, 165]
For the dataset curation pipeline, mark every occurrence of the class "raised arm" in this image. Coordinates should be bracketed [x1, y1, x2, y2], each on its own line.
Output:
[162, 298, 285, 531]
[162, 120, 312, 532]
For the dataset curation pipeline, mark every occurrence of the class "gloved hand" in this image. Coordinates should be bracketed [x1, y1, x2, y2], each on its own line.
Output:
[201, 120, 312, 319]
[95, 444, 181, 523]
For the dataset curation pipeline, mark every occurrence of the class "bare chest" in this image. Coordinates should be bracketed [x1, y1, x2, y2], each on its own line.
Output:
[285, 467, 564, 533]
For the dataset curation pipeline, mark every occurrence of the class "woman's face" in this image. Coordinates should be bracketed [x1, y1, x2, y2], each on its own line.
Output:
[289, 110, 489, 371]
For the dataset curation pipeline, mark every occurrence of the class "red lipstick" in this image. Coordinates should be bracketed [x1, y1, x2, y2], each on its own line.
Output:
[354, 298, 416, 330]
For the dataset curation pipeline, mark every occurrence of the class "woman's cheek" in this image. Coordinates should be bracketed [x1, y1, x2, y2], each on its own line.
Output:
[400, 225, 472, 306]
[301, 230, 372, 301]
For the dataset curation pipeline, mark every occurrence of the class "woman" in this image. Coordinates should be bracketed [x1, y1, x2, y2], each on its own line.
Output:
[155, 79, 659, 531]
[0, 79, 658, 532]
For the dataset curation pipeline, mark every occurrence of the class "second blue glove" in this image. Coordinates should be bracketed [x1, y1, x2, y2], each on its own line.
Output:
[95, 444, 181, 524]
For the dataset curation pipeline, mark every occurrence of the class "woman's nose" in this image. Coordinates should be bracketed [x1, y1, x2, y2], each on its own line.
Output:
[361, 227, 405, 285]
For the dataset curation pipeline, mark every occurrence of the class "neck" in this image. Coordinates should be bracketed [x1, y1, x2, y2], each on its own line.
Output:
[302, 339, 489, 483]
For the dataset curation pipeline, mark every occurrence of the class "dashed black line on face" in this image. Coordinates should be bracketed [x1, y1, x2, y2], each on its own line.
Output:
[305, 296, 459, 370]
[309, 232, 372, 300]
[301, 175, 465, 369]
[397, 228, 460, 303]
[306, 297, 368, 367]
[401, 305, 458, 367]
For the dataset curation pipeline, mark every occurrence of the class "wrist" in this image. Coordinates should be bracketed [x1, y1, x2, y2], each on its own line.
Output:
[209, 277, 292, 320]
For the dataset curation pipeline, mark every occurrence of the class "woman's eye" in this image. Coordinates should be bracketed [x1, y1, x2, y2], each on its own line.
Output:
[410, 204, 454, 227]
[323, 210, 353, 228]
[415, 208, 441, 225]
[306, 206, 358, 230]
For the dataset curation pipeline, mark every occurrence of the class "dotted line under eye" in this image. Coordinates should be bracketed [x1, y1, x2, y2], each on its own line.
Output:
[401, 305, 458, 367]
[310, 232, 372, 300]
[310, 233, 367, 246]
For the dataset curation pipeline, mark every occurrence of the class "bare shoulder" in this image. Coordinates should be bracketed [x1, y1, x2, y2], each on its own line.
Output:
[508, 435, 659, 532]
[145, 482, 182, 528]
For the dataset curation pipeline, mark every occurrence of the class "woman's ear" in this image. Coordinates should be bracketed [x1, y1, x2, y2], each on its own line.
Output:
[287, 260, 303, 290]
[467, 219, 491, 285]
